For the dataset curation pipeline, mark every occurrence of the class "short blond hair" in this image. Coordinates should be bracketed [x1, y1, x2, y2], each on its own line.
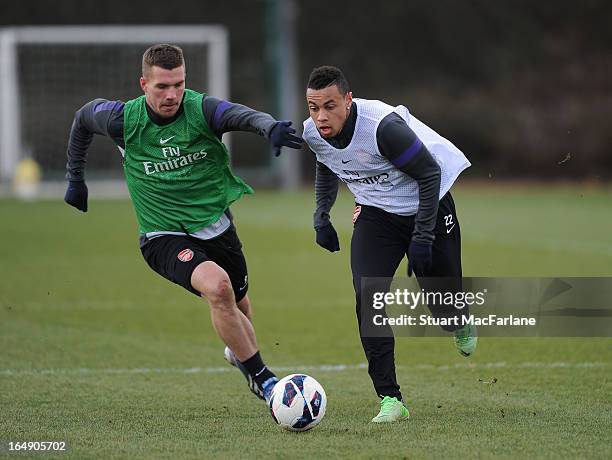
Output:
[142, 44, 184, 77]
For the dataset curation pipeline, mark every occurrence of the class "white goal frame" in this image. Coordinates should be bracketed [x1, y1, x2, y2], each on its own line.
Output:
[0, 25, 229, 181]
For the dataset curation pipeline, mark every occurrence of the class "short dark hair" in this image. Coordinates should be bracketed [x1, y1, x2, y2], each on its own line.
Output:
[307, 66, 350, 95]
[142, 44, 185, 76]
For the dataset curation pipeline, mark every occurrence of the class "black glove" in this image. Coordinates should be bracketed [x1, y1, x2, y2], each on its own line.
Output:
[64, 180, 88, 212]
[315, 223, 340, 252]
[407, 240, 432, 277]
[269, 120, 303, 157]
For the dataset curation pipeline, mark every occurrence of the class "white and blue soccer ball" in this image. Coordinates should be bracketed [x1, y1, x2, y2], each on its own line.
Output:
[268, 374, 327, 432]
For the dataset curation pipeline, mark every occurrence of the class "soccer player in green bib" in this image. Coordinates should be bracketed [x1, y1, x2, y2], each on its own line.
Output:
[64, 44, 303, 403]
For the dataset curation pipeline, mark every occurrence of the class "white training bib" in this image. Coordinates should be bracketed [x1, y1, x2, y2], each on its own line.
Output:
[303, 98, 471, 216]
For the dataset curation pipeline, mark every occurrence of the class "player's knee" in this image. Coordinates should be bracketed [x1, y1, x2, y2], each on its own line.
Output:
[205, 276, 235, 307]
[236, 295, 252, 319]
[191, 262, 235, 307]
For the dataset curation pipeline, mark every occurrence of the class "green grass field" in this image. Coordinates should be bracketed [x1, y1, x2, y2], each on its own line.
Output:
[1, 184, 611, 459]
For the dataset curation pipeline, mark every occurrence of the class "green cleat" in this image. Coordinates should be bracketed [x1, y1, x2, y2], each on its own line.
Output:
[371, 396, 410, 423]
[454, 323, 478, 357]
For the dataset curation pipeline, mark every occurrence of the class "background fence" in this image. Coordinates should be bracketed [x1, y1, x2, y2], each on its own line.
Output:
[2, 0, 611, 189]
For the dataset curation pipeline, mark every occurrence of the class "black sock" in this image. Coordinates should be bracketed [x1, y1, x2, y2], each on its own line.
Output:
[241, 351, 276, 387]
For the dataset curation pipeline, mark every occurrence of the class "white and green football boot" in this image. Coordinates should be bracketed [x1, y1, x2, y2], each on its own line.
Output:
[371, 396, 410, 423]
[454, 324, 478, 357]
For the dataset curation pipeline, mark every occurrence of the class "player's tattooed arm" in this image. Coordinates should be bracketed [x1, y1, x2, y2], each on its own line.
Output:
[377, 112, 441, 244]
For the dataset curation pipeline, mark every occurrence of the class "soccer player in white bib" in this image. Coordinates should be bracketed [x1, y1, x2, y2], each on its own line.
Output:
[303, 66, 477, 423]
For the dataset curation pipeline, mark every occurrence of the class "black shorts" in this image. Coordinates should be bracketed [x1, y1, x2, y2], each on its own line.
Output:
[140, 225, 249, 302]
[351, 192, 461, 281]
[351, 192, 463, 329]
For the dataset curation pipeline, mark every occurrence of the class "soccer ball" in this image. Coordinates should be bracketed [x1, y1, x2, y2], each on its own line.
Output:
[268, 374, 327, 432]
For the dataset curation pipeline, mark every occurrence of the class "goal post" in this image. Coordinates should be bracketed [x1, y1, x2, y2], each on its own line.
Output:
[0, 25, 229, 183]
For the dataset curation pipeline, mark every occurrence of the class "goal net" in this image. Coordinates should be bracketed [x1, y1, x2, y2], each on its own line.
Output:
[0, 25, 228, 184]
